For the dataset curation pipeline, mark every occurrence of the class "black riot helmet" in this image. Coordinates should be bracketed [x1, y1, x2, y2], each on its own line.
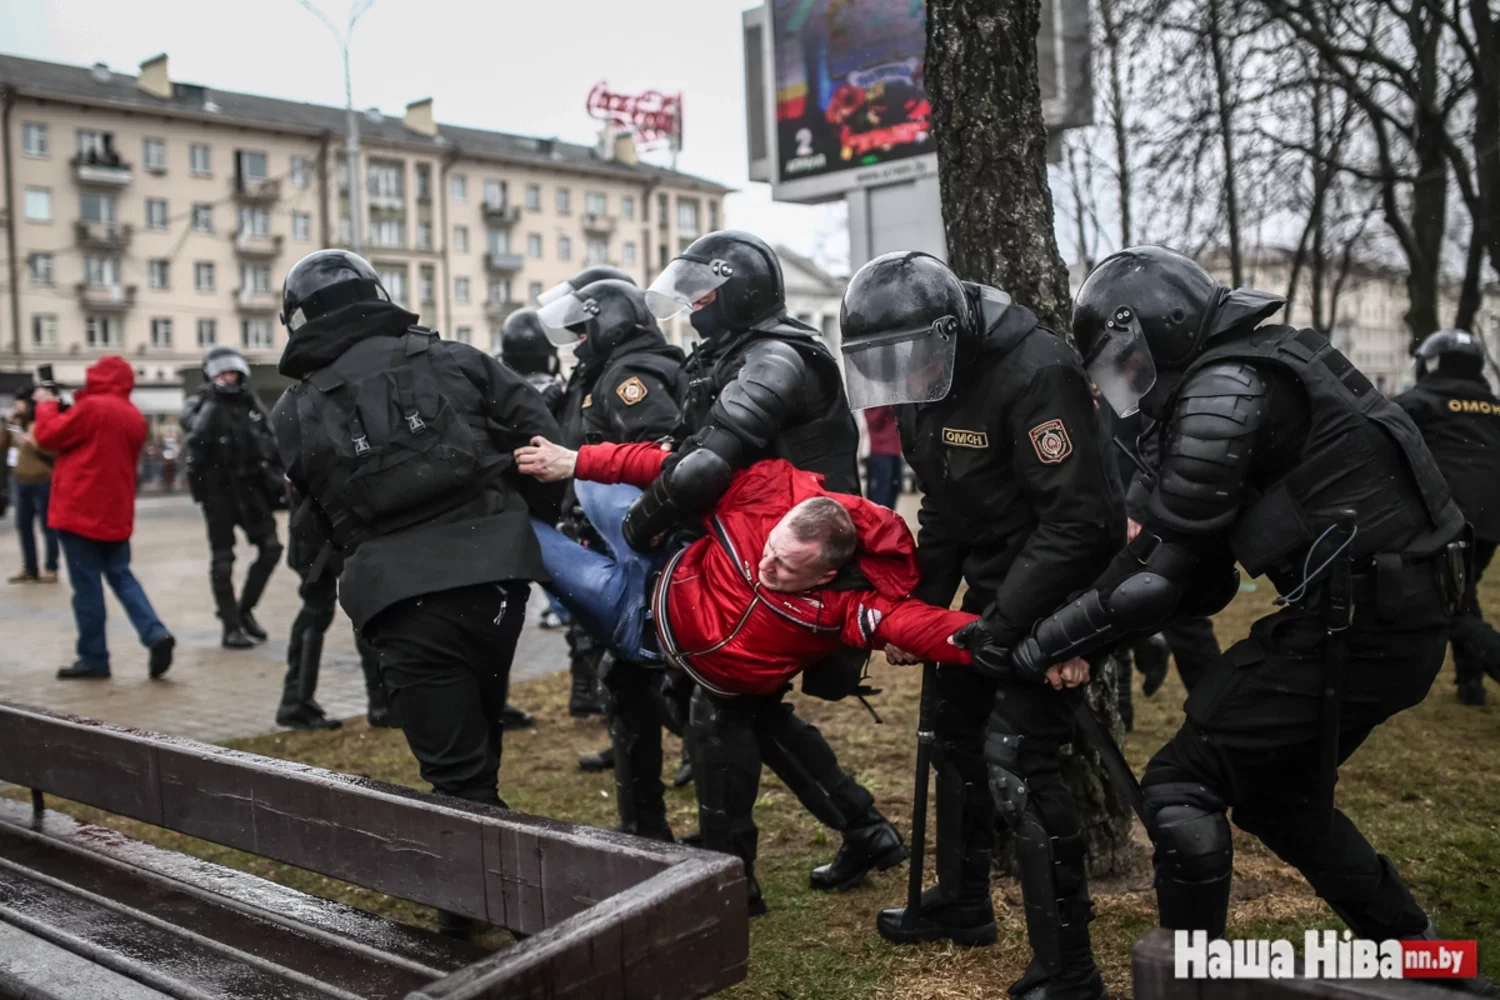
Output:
[536, 278, 660, 361]
[838, 251, 978, 410]
[280, 249, 390, 333]
[1073, 245, 1284, 417]
[646, 229, 784, 337]
[1413, 329, 1487, 381]
[537, 265, 636, 308]
[202, 345, 251, 395]
[499, 308, 559, 376]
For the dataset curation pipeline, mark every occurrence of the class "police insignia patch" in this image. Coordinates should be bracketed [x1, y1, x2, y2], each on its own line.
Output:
[942, 427, 989, 449]
[1029, 419, 1073, 464]
[616, 376, 648, 406]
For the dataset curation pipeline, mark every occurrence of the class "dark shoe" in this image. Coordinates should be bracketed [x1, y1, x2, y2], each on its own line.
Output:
[1458, 680, 1487, 706]
[222, 627, 256, 650]
[57, 662, 110, 680]
[367, 705, 398, 728]
[747, 872, 768, 918]
[276, 706, 343, 731]
[499, 704, 534, 730]
[673, 758, 694, 788]
[436, 909, 479, 940]
[7, 572, 39, 584]
[579, 745, 615, 772]
[148, 634, 175, 679]
[1012, 968, 1107, 1000]
[239, 610, 267, 643]
[876, 884, 997, 947]
[810, 819, 909, 891]
[569, 679, 603, 716]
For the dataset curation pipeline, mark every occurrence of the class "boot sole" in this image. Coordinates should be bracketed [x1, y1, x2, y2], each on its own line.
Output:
[877, 919, 998, 948]
[810, 843, 911, 892]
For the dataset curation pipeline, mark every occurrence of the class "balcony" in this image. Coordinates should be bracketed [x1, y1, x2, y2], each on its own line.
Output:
[71, 154, 133, 187]
[234, 230, 284, 258]
[236, 287, 279, 312]
[485, 298, 525, 322]
[235, 177, 281, 202]
[74, 220, 134, 251]
[482, 202, 522, 226]
[582, 213, 617, 236]
[75, 283, 137, 312]
[484, 251, 525, 274]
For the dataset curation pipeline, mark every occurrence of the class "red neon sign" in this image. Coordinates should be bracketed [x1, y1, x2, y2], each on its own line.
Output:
[586, 81, 683, 146]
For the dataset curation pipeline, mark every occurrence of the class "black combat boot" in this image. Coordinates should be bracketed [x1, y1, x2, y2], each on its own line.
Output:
[1407, 922, 1496, 996]
[222, 627, 256, 650]
[876, 849, 997, 946]
[499, 704, 534, 730]
[569, 654, 603, 716]
[239, 608, 268, 643]
[579, 745, 615, 772]
[1009, 837, 1106, 1000]
[746, 867, 768, 918]
[810, 815, 909, 890]
[1457, 680, 1486, 706]
[276, 703, 342, 730]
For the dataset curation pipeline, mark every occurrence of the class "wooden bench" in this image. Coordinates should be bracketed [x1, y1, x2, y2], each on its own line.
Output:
[0, 700, 747, 999]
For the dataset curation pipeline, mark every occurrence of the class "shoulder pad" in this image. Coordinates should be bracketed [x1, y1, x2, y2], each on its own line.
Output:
[1176, 361, 1269, 399]
[742, 337, 809, 369]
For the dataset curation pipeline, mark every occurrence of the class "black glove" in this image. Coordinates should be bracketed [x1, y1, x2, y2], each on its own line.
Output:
[1010, 637, 1048, 685]
[951, 620, 1012, 681]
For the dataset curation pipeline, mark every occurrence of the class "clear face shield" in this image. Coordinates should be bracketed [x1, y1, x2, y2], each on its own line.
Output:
[839, 321, 960, 410]
[537, 279, 578, 308]
[535, 292, 599, 346]
[203, 353, 251, 380]
[645, 257, 733, 321]
[1086, 307, 1158, 418]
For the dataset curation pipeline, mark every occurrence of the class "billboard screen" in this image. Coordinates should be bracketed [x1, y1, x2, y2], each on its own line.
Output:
[769, 0, 934, 199]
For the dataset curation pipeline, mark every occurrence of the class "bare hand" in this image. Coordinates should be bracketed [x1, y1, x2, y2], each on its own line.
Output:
[885, 644, 919, 666]
[31, 387, 55, 405]
[514, 436, 577, 482]
[1044, 657, 1091, 690]
[1126, 518, 1142, 543]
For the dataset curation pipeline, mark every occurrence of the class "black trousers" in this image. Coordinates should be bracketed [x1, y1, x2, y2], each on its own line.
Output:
[201, 494, 281, 629]
[362, 582, 530, 806]
[1142, 609, 1445, 938]
[281, 569, 383, 714]
[1452, 539, 1499, 689]
[1164, 615, 1224, 692]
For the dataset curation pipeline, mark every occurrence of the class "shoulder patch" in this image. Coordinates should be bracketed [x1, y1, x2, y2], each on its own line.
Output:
[942, 427, 989, 449]
[1028, 419, 1073, 464]
[582, 393, 593, 409]
[615, 376, 649, 406]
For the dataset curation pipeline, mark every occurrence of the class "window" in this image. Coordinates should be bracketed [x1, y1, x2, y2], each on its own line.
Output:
[555, 187, 571, 214]
[490, 327, 505, 353]
[622, 241, 637, 267]
[586, 238, 608, 265]
[415, 221, 432, 250]
[486, 229, 510, 255]
[380, 268, 408, 306]
[150, 318, 173, 348]
[24, 188, 51, 222]
[22, 122, 47, 157]
[367, 159, 404, 202]
[557, 235, 573, 261]
[709, 201, 719, 231]
[197, 318, 217, 347]
[195, 261, 216, 291]
[292, 212, 311, 241]
[488, 278, 511, 304]
[528, 281, 543, 303]
[677, 199, 701, 235]
[190, 143, 211, 176]
[525, 184, 541, 211]
[339, 215, 353, 243]
[415, 163, 431, 201]
[80, 192, 118, 224]
[142, 137, 166, 172]
[242, 319, 274, 350]
[239, 206, 270, 237]
[241, 264, 271, 293]
[455, 326, 473, 345]
[657, 193, 668, 225]
[454, 276, 471, 304]
[337, 161, 350, 192]
[31, 315, 58, 347]
[192, 203, 213, 233]
[148, 260, 170, 290]
[238, 150, 268, 181]
[84, 256, 121, 287]
[585, 191, 608, 216]
[659, 243, 669, 268]
[145, 198, 168, 229]
[369, 218, 405, 247]
[527, 233, 542, 259]
[621, 195, 636, 221]
[75, 129, 115, 161]
[289, 156, 311, 189]
[28, 253, 54, 286]
[453, 225, 469, 253]
[85, 315, 122, 348]
[419, 265, 436, 305]
[483, 179, 506, 208]
[450, 173, 467, 202]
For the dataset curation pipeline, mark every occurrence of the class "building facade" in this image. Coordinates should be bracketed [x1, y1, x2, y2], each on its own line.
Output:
[0, 53, 728, 426]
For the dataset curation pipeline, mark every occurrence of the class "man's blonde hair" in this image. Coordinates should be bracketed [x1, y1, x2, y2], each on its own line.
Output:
[784, 497, 858, 569]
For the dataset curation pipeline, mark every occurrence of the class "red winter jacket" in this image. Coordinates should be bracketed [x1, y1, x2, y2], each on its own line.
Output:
[32, 356, 146, 542]
[864, 406, 903, 457]
[575, 442, 977, 696]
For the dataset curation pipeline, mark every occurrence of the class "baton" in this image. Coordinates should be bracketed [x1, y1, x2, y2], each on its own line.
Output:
[903, 662, 940, 929]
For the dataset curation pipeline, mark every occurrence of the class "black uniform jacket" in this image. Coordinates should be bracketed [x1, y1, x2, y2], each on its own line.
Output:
[899, 304, 1124, 646]
[181, 388, 281, 510]
[579, 332, 685, 445]
[1395, 374, 1500, 541]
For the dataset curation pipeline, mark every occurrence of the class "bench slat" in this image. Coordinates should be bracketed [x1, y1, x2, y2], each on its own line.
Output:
[0, 920, 174, 1000]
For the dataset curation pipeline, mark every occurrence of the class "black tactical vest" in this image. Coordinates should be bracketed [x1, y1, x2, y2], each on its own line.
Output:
[1184, 325, 1463, 579]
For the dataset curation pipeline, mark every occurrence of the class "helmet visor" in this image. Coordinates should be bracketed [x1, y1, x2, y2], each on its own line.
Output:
[204, 352, 251, 380]
[840, 325, 958, 410]
[645, 257, 731, 321]
[1086, 311, 1157, 418]
[537, 279, 577, 307]
[536, 292, 595, 346]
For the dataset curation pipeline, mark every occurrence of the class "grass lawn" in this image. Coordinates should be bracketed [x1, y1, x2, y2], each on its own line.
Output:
[33, 571, 1500, 998]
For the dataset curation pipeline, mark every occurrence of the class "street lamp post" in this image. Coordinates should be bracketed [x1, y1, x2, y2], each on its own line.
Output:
[296, 0, 377, 256]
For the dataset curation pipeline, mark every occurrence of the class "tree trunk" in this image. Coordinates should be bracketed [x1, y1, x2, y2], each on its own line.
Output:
[927, 0, 1135, 877]
[1467, 0, 1500, 288]
[1099, 0, 1134, 247]
[1404, 113, 1448, 348]
[1206, 0, 1244, 287]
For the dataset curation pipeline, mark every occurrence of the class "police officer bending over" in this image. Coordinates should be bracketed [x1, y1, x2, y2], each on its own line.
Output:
[999, 247, 1488, 993]
[271, 249, 564, 823]
[181, 346, 284, 649]
[840, 252, 1122, 1000]
[1396, 330, 1500, 706]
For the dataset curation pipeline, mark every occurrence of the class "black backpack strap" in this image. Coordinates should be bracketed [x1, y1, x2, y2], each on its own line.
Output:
[309, 367, 372, 458]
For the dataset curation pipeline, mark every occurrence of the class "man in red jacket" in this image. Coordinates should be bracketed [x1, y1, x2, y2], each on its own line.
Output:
[516, 435, 980, 914]
[32, 356, 174, 679]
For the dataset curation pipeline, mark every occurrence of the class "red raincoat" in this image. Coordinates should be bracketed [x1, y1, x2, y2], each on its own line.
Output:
[32, 356, 146, 542]
[575, 442, 976, 696]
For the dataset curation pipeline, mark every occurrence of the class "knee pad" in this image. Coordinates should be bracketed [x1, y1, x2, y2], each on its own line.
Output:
[985, 730, 1029, 827]
[1148, 797, 1232, 883]
[256, 538, 284, 564]
[209, 548, 235, 580]
[688, 686, 720, 736]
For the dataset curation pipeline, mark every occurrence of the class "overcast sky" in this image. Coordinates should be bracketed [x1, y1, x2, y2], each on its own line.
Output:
[2, 0, 851, 269]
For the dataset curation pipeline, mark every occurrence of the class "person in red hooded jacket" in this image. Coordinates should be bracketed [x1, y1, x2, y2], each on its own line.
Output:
[516, 434, 988, 916]
[32, 356, 175, 680]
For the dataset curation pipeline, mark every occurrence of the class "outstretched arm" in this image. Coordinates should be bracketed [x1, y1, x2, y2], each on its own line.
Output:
[839, 594, 978, 665]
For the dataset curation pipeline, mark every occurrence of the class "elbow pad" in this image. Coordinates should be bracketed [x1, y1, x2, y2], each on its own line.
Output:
[709, 346, 804, 448]
[622, 448, 734, 552]
[1032, 566, 1186, 664]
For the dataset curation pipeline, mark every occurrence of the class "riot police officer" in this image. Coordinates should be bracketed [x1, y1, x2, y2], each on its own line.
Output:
[1001, 247, 1481, 980]
[839, 252, 1122, 999]
[633, 230, 906, 911]
[181, 346, 284, 649]
[536, 277, 686, 839]
[1396, 329, 1500, 705]
[500, 307, 564, 411]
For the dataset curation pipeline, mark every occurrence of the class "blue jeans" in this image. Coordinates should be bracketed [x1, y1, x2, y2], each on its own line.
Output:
[56, 530, 169, 672]
[14, 480, 59, 576]
[530, 481, 662, 662]
[865, 454, 904, 510]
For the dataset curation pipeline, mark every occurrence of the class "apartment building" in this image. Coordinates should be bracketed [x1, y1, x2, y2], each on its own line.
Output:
[0, 52, 728, 422]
